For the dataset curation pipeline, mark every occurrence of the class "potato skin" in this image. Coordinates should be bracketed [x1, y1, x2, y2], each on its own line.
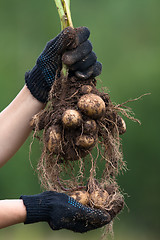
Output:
[89, 190, 109, 208]
[70, 189, 109, 209]
[76, 135, 95, 149]
[62, 109, 82, 128]
[46, 126, 61, 153]
[70, 191, 89, 205]
[78, 93, 106, 119]
[117, 116, 126, 135]
[81, 85, 93, 94]
[84, 120, 97, 134]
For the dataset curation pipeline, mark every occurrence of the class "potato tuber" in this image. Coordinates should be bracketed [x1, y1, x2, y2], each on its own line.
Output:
[78, 93, 106, 119]
[89, 189, 109, 209]
[81, 85, 93, 94]
[76, 135, 95, 149]
[62, 109, 82, 128]
[117, 116, 126, 135]
[45, 126, 61, 153]
[70, 190, 89, 205]
[83, 120, 97, 134]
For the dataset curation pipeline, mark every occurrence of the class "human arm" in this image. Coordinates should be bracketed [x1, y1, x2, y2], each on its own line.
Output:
[0, 199, 27, 229]
[0, 191, 111, 232]
[0, 85, 45, 167]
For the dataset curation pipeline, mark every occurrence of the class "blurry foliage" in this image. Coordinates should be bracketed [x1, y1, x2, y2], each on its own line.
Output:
[0, 0, 160, 239]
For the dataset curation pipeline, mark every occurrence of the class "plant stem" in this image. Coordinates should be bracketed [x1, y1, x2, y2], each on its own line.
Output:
[54, 0, 73, 77]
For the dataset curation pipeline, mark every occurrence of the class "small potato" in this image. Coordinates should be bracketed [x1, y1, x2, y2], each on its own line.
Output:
[89, 189, 109, 209]
[78, 93, 105, 119]
[70, 191, 89, 205]
[76, 135, 95, 149]
[84, 120, 97, 134]
[81, 85, 93, 94]
[117, 116, 126, 135]
[46, 126, 61, 153]
[62, 109, 82, 128]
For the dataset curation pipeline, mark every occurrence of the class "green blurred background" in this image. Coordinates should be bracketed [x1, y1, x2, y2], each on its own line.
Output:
[0, 0, 160, 239]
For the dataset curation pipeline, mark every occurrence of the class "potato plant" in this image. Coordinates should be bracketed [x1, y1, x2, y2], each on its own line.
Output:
[29, 0, 141, 228]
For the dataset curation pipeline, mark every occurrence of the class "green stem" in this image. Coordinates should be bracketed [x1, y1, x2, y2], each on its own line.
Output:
[54, 0, 73, 77]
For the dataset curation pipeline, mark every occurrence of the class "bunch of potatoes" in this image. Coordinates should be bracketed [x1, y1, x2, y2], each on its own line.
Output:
[45, 84, 109, 160]
[30, 76, 126, 216]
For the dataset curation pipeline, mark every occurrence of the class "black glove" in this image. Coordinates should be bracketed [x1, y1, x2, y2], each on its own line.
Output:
[25, 27, 102, 103]
[20, 191, 111, 233]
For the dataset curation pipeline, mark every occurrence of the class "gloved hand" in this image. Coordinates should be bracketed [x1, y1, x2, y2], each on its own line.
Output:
[20, 191, 111, 233]
[25, 27, 102, 103]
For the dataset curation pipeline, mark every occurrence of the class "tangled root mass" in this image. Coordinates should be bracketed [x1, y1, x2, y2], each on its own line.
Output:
[30, 74, 140, 221]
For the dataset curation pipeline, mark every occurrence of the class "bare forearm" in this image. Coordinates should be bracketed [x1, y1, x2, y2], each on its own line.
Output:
[0, 199, 26, 229]
[0, 85, 45, 167]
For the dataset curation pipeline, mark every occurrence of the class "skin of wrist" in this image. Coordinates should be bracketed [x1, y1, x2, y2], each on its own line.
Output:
[0, 199, 27, 228]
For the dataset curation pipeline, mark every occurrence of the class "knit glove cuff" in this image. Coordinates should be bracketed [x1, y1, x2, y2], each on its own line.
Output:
[25, 65, 51, 103]
[20, 192, 53, 224]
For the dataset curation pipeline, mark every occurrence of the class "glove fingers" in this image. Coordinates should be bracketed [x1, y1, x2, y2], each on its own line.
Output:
[62, 40, 92, 66]
[75, 61, 102, 79]
[70, 52, 97, 71]
[75, 67, 94, 79]
[82, 207, 111, 226]
[69, 27, 90, 49]
[92, 61, 102, 77]
[67, 197, 111, 231]
[48, 194, 112, 233]
[46, 27, 76, 55]
[71, 208, 111, 233]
